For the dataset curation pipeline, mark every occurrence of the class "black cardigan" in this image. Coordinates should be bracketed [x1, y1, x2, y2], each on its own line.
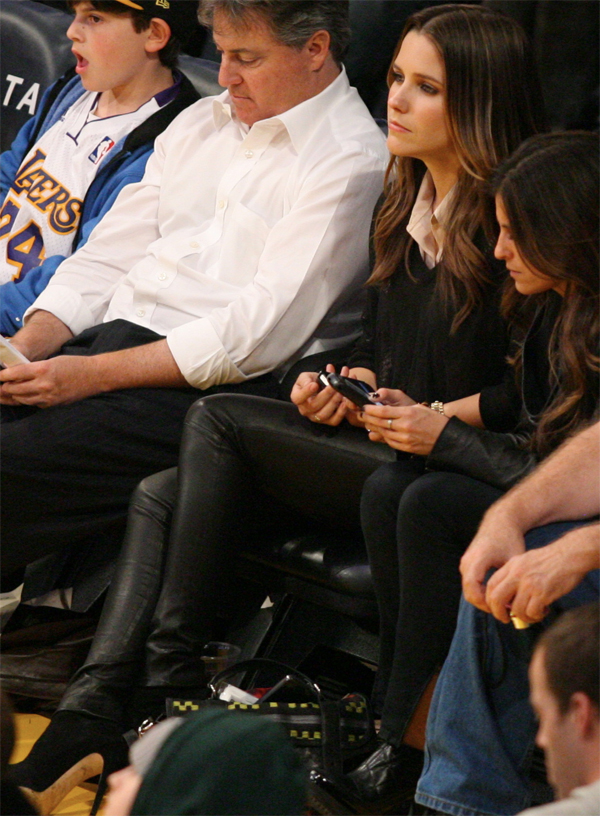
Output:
[348, 236, 511, 405]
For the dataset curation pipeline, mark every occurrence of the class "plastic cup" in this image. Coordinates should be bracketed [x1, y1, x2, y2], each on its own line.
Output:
[201, 641, 241, 680]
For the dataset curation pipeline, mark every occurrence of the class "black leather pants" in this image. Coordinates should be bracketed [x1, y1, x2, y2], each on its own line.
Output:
[60, 393, 392, 721]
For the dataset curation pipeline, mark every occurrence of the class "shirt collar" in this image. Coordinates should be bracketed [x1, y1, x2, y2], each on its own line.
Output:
[407, 171, 456, 267]
[211, 66, 349, 151]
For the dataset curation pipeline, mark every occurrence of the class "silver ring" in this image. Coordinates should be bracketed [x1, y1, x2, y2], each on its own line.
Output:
[387, 418, 393, 429]
[314, 414, 322, 422]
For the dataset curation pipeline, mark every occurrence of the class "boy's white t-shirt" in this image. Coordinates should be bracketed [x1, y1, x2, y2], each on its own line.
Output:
[0, 91, 161, 285]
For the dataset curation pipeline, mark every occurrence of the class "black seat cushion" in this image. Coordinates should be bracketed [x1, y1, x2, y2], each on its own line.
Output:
[242, 532, 373, 599]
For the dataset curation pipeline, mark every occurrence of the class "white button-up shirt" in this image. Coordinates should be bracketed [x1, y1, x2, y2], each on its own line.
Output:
[29, 69, 387, 389]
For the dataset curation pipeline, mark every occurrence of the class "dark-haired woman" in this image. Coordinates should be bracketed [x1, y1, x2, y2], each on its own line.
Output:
[349, 130, 599, 810]
[10, 5, 546, 812]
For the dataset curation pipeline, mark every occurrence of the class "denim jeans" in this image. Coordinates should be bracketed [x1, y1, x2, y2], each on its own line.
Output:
[415, 520, 600, 816]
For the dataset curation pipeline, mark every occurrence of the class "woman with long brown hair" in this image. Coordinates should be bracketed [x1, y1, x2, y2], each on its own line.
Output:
[10, 6, 546, 814]
[342, 130, 598, 813]
[388, 130, 598, 816]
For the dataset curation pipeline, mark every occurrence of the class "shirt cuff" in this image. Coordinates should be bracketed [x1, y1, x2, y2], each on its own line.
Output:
[24, 285, 96, 337]
[167, 318, 246, 389]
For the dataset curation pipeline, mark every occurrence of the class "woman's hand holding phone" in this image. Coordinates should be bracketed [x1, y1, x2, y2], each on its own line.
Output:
[291, 364, 348, 426]
[291, 365, 378, 427]
[361, 402, 449, 454]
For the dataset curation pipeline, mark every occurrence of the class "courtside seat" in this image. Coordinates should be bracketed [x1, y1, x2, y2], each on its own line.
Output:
[238, 529, 378, 625]
[234, 528, 382, 683]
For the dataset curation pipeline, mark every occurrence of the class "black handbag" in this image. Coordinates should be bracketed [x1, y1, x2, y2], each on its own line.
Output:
[165, 657, 376, 778]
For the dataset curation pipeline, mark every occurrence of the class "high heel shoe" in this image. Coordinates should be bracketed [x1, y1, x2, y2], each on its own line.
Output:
[8, 710, 130, 816]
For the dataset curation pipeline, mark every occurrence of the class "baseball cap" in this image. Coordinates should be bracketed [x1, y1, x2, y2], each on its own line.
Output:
[114, 0, 199, 44]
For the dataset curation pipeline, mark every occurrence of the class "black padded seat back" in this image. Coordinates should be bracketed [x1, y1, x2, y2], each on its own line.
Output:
[346, 0, 449, 119]
[1, 0, 75, 152]
[179, 54, 221, 99]
[242, 531, 375, 599]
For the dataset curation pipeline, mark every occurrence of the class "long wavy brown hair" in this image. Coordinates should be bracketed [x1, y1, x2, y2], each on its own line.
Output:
[492, 132, 599, 457]
[371, 4, 546, 331]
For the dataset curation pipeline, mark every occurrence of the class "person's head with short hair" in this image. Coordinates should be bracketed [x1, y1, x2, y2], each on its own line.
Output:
[198, 0, 348, 126]
[65, 0, 199, 114]
[529, 602, 600, 800]
[105, 708, 307, 815]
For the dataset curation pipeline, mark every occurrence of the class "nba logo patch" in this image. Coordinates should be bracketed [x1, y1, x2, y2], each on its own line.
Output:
[89, 137, 115, 165]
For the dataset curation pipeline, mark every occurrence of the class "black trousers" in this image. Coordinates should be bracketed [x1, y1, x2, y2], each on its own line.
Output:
[59, 392, 393, 722]
[0, 321, 279, 581]
[361, 465, 502, 744]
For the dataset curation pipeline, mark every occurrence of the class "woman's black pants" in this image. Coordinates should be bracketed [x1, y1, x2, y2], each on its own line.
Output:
[60, 393, 393, 722]
[361, 466, 502, 744]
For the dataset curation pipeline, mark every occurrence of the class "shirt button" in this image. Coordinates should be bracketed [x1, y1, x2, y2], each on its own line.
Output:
[217, 199, 225, 209]
[244, 150, 254, 159]
[190, 241, 199, 249]
[158, 273, 167, 281]
[136, 308, 146, 317]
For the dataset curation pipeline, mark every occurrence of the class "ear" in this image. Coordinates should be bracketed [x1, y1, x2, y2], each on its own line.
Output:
[145, 17, 171, 55]
[304, 29, 332, 71]
[569, 692, 598, 740]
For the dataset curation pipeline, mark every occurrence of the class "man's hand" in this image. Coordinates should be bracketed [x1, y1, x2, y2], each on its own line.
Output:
[460, 508, 526, 612]
[0, 356, 104, 407]
[484, 524, 600, 625]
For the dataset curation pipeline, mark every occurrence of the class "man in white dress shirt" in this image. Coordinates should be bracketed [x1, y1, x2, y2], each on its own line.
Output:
[0, 0, 386, 586]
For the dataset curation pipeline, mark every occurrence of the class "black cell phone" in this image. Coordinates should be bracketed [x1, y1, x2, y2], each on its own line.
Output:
[325, 372, 381, 406]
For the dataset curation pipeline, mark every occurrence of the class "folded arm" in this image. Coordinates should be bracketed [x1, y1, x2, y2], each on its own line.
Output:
[0, 328, 185, 408]
[460, 421, 600, 612]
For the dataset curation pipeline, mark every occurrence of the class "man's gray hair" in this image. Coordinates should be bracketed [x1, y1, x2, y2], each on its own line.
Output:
[198, 0, 351, 65]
